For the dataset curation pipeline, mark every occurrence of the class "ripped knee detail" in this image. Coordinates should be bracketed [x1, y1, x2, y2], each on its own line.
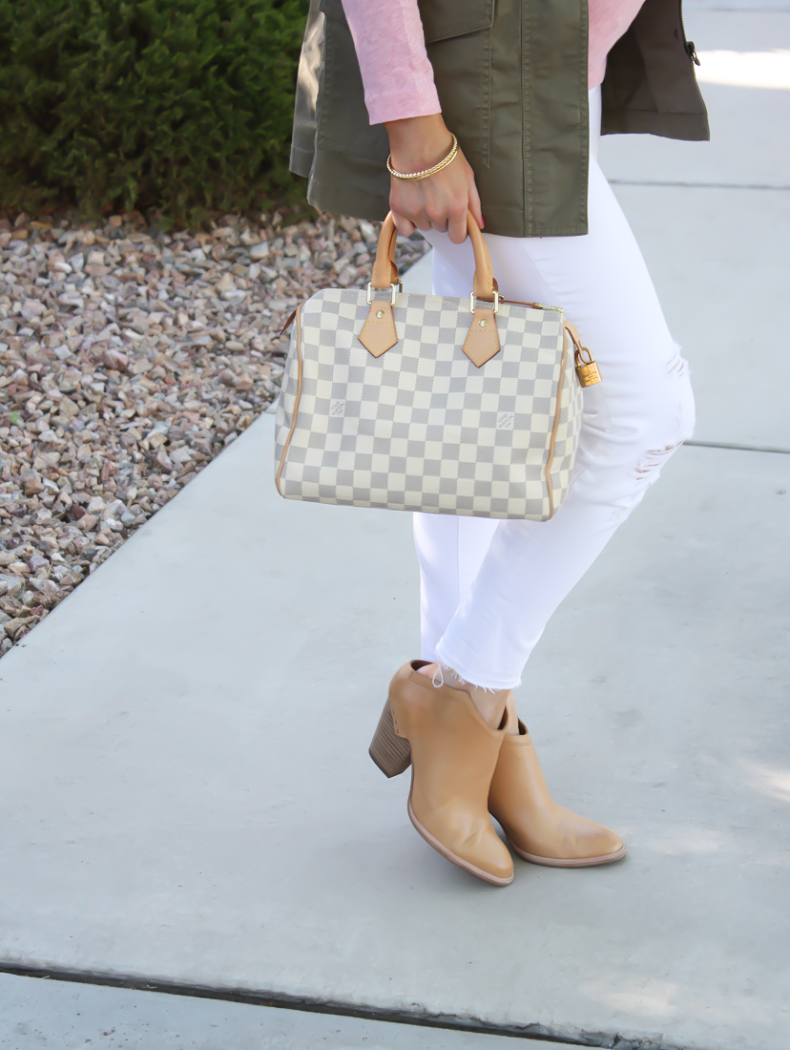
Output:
[666, 341, 690, 378]
[634, 346, 695, 482]
[634, 439, 685, 481]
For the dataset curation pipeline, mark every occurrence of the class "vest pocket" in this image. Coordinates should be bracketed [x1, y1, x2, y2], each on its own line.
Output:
[419, 0, 495, 168]
[419, 0, 496, 42]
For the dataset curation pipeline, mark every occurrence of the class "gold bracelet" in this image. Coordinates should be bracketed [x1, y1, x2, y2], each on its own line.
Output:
[387, 134, 459, 181]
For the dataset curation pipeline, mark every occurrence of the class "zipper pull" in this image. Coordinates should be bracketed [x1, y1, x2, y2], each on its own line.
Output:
[686, 40, 701, 66]
[279, 307, 299, 336]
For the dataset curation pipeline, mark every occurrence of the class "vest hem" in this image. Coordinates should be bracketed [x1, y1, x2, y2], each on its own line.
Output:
[306, 175, 390, 225]
[601, 110, 710, 142]
[289, 145, 314, 180]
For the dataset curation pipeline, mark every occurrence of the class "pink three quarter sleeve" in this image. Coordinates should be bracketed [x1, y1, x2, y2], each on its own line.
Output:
[339, 0, 650, 124]
[340, 0, 441, 124]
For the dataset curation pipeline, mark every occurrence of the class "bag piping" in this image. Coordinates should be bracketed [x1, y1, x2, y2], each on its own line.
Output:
[275, 304, 304, 496]
[543, 319, 570, 520]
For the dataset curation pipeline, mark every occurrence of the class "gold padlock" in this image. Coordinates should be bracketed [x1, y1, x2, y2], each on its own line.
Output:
[574, 345, 602, 387]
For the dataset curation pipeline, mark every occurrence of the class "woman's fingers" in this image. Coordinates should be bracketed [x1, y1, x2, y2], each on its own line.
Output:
[424, 204, 448, 234]
[384, 117, 488, 236]
[447, 205, 467, 244]
[391, 210, 416, 238]
[389, 148, 484, 238]
[391, 186, 432, 233]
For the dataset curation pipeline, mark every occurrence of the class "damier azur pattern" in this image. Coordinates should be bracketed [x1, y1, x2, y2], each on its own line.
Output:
[275, 288, 583, 520]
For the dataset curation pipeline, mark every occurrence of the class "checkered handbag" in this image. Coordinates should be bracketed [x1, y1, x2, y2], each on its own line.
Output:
[274, 212, 600, 520]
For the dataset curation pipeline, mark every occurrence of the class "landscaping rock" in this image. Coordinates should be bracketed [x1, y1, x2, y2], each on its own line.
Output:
[0, 210, 429, 654]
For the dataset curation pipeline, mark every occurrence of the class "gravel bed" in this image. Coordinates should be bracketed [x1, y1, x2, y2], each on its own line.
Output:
[0, 210, 429, 657]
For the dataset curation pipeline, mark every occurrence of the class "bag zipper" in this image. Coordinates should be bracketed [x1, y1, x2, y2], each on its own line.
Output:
[500, 297, 564, 313]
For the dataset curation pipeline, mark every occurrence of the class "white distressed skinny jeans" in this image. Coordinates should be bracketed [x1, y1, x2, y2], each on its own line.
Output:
[415, 88, 695, 690]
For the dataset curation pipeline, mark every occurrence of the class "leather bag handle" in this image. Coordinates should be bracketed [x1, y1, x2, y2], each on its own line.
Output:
[465, 211, 498, 304]
[368, 211, 497, 301]
[360, 210, 501, 366]
[369, 212, 400, 290]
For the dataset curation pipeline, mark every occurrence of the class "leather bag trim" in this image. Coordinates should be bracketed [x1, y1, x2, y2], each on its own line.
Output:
[543, 320, 570, 520]
[275, 305, 304, 496]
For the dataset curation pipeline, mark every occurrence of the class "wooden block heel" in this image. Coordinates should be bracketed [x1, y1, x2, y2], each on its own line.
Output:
[369, 698, 412, 778]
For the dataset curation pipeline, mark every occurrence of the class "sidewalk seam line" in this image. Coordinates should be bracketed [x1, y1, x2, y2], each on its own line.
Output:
[0, 962, 715, 1050]
[609, 179, 790, 191]
[685, 439, 790, 455]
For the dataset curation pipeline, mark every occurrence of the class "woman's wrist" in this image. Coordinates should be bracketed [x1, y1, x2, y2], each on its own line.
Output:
[384, 114, 454, 175]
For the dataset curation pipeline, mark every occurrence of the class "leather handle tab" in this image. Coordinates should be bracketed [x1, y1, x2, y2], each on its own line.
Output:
[463, 303, 500, 367]
[359, 298, 398, 357]
[370, 212, 400, 290]
[463, 211, 500, 366]
[360, 212, 400, 356]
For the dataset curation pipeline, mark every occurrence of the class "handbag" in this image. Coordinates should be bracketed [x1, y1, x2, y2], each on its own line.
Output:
[274, 212, 600, 521]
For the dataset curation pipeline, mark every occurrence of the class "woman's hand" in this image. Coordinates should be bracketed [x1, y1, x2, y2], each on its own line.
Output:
[384, 113, 483, 244]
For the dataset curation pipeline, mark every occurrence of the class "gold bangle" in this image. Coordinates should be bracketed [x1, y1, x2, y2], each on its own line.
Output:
[387, 134, 459, 181]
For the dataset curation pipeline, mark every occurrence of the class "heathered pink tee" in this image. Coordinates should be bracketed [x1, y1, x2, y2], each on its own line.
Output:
[341, 0, 645, 124]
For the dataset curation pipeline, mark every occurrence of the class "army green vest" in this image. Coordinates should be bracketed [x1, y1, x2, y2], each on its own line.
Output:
[290, 0, 709, 238]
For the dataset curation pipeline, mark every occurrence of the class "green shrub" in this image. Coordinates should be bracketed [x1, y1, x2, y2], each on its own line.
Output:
[0, 0, 309, 222]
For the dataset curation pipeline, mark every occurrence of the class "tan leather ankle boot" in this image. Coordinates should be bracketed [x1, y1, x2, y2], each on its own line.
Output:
[488, 697, 626, 867]
[372, 661, 514, 886]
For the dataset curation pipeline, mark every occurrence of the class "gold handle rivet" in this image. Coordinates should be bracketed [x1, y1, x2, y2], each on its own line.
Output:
[376, 310, 384, 319]
[479, 319, 487, 327]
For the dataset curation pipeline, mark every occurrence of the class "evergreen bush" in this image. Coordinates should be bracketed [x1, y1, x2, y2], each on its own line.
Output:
[0, 0, 309, 222]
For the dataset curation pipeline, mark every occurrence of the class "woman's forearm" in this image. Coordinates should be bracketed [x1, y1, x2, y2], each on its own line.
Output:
[340, 0, 441, 124]
[340, 0, 482, 242]
[385, 114, 454, 174]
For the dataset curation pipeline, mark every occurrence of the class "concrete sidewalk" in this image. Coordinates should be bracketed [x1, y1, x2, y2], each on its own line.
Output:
[0, 972, 583, 1050]
[1, 411, 788, 1049]
[598, 6, 790, 452]
[1, 7, 789, 1050]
